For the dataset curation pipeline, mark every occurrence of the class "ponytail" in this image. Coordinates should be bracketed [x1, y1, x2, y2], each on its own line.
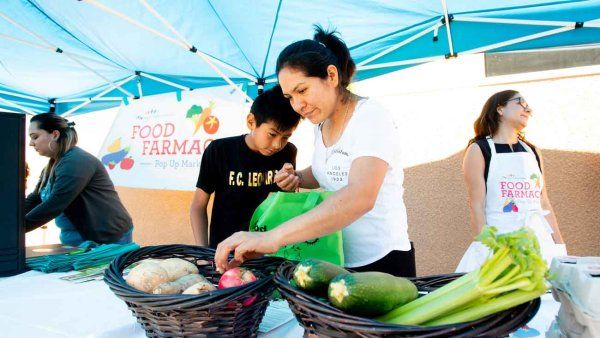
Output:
[276, 25, 356, 101]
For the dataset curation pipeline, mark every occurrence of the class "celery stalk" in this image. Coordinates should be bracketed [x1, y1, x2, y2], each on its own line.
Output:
[425, 289, 545, 325]
[376, 226, 548, 326]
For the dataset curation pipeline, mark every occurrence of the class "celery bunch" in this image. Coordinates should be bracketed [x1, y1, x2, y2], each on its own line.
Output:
[376, 227, 548, 326]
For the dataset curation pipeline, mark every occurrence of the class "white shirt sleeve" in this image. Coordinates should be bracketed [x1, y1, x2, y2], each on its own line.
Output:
[349, 100, 397, 167]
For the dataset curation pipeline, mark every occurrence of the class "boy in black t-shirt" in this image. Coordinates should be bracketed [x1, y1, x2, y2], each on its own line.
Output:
[190, 85, 302, 248]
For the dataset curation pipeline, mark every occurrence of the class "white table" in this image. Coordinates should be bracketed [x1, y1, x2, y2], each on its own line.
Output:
[0, 271, 303, 338]
[0, 271, 560, 338]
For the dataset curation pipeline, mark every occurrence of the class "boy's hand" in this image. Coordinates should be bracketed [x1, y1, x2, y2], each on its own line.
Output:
[275, 163, 300, 192]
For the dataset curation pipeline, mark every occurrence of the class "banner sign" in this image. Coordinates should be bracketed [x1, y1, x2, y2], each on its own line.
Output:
[98, 86, 249, 190]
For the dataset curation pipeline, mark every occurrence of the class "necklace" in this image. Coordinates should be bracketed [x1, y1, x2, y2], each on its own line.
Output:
[325, 97, 353, 163]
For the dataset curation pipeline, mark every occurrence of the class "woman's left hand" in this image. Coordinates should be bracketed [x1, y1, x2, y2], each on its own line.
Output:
[214, 231, 281, 273]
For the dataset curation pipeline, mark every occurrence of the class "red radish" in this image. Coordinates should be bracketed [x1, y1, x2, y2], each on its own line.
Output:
[120, 157, 135, 170]
[218, 268, 256, 289]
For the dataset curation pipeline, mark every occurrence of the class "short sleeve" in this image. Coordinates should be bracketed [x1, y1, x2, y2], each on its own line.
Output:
[196, 141, 218, 193]
[350, 100, 397, 166]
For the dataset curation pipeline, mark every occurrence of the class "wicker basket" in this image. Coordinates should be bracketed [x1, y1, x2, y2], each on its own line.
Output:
[104, 244, 283, 337]
[274, 261, 541, 338]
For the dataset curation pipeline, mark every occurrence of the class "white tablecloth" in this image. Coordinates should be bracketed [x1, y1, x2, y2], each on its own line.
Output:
[0, 271, 559, 338]
[0, 271, 303, 338]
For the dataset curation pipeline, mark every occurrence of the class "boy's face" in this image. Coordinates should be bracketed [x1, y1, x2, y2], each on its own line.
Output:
[247, 113, 294, 156]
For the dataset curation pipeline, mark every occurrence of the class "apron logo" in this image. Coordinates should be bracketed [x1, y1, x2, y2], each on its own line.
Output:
[503, 198, 519, 213]
[530, 173, 540, 188]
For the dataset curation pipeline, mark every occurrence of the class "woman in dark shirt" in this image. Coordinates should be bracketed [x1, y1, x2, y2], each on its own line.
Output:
[26, 113, 133, 245]
[457, 90, 566, 272]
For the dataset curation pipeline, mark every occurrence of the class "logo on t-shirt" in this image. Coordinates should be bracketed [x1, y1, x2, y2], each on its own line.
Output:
[228, 170, 278, 187]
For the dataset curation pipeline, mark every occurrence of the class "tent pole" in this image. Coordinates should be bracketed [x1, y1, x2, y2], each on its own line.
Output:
[358, 55, 445, 71]
[0, 11, 133, 97]
[0, 89, 47, 103]
[441, 0, 455, 57]
[0, 33, 124, 70]
[62, 75, 137, 117]
[454, 17, 578, 27]
[0, 96, 37, 115]
[358, 17, 594, 72]
[63, 54, 135, 98]
[461, 25, 575, 55]
[454, 16, 600, 28]
[139, 72, 191, 91]
[55, 97, 125, 103]
[357, 23, 443, 66]
[136, 75, 143, 99]
[80, 0, 256, 83]
[136, 0, 254, 102]
[247, 78, 278, 86]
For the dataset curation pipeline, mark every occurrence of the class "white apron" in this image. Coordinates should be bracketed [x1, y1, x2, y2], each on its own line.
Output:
[456, 137, 566, 272]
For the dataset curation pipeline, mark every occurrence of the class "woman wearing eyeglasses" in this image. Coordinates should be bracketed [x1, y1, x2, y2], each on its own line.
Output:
[456, 90, 566, 272]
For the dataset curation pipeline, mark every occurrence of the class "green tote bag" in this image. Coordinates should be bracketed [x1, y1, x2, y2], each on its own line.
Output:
[249, 191, 344, 266]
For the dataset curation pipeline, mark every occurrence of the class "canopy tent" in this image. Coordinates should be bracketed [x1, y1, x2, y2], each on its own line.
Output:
[1, 0, 599, 115]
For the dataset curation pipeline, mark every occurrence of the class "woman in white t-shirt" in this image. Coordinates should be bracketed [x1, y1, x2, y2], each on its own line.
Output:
[215, 26, 414, 277]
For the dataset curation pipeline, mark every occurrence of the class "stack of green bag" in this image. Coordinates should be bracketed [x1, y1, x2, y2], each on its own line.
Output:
[26, 241, 139, 273]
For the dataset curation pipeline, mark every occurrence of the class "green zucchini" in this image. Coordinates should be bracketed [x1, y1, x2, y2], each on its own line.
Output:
[328, 272, 418, 317]
[292, 259, 348, 295]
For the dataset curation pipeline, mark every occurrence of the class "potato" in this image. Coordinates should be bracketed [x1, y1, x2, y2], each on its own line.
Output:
[126, 262, 169, 293]
[182, 280, 217, 295]
[158, 258, 199, 281]
[153, 274, 210, 294]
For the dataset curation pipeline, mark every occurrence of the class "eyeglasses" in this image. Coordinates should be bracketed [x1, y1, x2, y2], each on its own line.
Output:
[505, 97, 530, 110]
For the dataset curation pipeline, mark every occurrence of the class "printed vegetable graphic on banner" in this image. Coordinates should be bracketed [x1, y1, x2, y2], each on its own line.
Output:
[101, 138, 134, 170]
[203, 116, 219, 134]
[186, 101, 216, 135]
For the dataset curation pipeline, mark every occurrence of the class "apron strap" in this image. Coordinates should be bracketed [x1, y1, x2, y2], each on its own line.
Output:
[485, 136, 496, 155]
[519, 139, 534, 154]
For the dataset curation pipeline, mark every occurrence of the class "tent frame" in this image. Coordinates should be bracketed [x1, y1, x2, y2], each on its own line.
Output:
[82, 0, 254, 103]
[0, 96, 36, 115]
[63, 74, 137, 117]
[357, 14, 600, 71]
[0, 10, 133, 98]
[2, 3, 600, 115]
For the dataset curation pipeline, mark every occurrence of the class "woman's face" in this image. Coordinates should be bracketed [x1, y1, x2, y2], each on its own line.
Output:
[29, 122, 58, 158]
[278, 66, 339, 124]
[500, 94, 532, 130]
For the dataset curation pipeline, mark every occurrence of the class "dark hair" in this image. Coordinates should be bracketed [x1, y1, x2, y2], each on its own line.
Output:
[468, 90, 530, 147]
[276, 25, 356, 101]
[30, 113, 78, 192]
[251, 84, 302, 131]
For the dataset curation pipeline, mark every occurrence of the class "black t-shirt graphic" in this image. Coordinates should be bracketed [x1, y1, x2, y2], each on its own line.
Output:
[196, 135, 297, 248]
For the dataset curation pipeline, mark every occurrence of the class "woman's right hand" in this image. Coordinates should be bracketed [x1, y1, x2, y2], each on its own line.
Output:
[214, 231, 281, 273]
[275, 163, 300, 191]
